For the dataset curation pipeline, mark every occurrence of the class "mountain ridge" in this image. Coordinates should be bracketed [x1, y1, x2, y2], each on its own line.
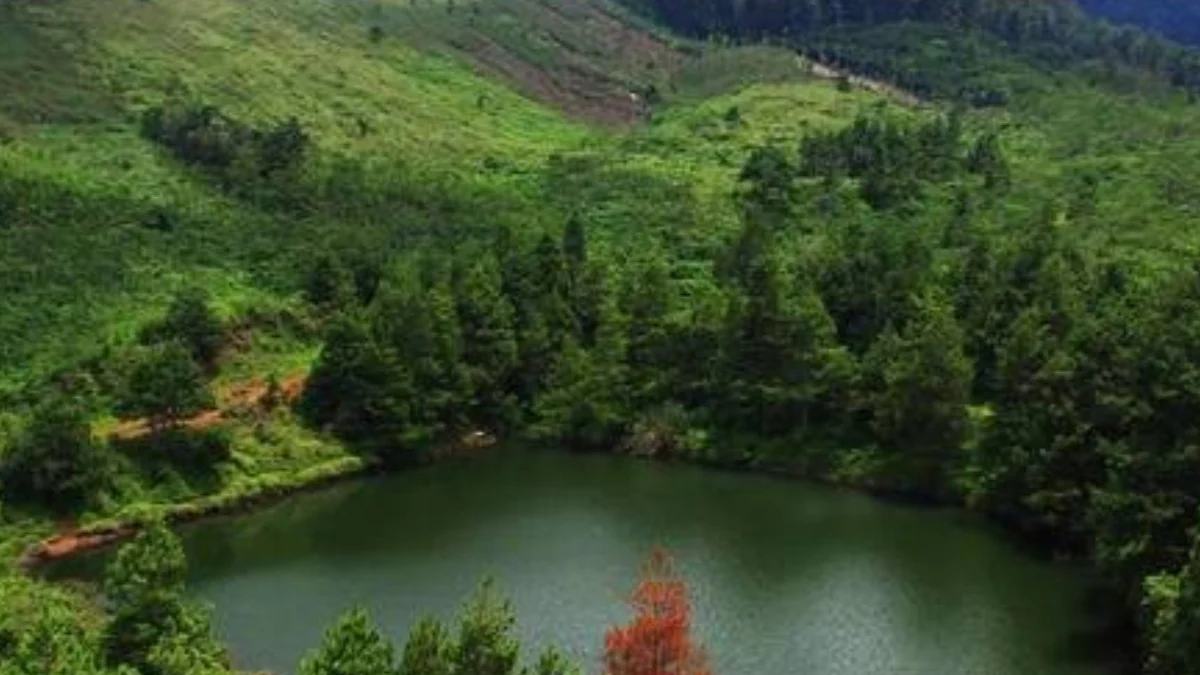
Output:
[1077, 0, 1200, 47]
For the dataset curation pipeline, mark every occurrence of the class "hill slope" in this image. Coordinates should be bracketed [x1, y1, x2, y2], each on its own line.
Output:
[6, 0, 1200, 674]
[0, 0, 881, 396]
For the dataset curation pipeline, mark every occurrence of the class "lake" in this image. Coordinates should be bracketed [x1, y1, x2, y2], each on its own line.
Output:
[52, 449, 1122, 675]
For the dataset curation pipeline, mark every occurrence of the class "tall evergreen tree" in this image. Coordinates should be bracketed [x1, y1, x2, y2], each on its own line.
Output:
[383, 282, 472, 437]
[860, 294, 973, 495]
[301, 313, 421, 456]
[454, 581, 520, 675]
[399, 618, 454, 675]
[454, 256, 520, 432]
[562, 215, 587, 271]
[533, 292, 631, 450]
[300, 609, 397, 675]
[103, 522, 224, 675]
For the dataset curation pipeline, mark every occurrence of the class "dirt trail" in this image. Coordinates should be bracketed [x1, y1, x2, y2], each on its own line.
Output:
[32, 525, 136, 563]
[804, 57, 925, 107]
[23, 373, 311, 567]
[109, 373, 307, 441]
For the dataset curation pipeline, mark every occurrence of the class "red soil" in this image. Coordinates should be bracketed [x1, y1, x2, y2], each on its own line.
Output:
[19, 373, 309, 567]
[109, 373, 306, 441]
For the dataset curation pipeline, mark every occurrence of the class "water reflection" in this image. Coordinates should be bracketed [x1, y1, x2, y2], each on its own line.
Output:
[50, 449, 1120, 675]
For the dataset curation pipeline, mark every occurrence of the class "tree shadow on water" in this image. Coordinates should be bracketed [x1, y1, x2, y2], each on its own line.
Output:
[1053, 587, 1141, 674]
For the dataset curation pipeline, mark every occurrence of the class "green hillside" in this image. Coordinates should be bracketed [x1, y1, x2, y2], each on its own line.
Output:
[0, 0, 881, 399]
[6, 0, 1200, 673]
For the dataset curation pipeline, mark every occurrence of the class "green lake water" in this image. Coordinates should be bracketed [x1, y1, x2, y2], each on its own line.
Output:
[53, 449, 1123, 674]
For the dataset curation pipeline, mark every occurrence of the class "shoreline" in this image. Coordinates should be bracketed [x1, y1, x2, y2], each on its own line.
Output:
[16, 456, 375, 570]
[15, 439, 1136, 671]
[12, 443, 1007, 568]
[16, 429, 501, 569]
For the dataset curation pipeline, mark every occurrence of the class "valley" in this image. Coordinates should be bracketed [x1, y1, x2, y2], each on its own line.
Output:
[3, 1, 1200, 674]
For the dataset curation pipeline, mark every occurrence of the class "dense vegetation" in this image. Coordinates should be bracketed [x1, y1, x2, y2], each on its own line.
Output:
[4, 0, 1200, 673]
[622, 0, 1200, 95]
[1079, 0, 1200, 48]
[296, 98, 1200, 671]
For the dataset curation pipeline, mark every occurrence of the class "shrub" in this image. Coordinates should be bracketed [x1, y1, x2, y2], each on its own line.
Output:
[141, 289, 225, 368]
[0, 398, 112, 513]
[141, 101, 309, 189]
[118, 342, 213, 430]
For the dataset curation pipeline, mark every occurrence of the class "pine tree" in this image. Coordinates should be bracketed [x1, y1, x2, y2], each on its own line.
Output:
[722, 243, 851, 435]
[604, 550, 710, 675]
[386, 282, 471, 436]
[301, 313, 420, 455]
[454, 256, 520, 432]
[562, 215, 587, 271]
[738, 145, 796, 224]
[300, 608, 397, 675]
[527, 647, 581, 675]
[399, 618, 453, 675]
[454, 580, 520, 675]
[146, 289, 225, 367]
[861, 294, 973, 495]
[621, 256, 672, 406]
[103, 522, 224, 675]
[533, 292, 630, 449]
[305, 254, 355, 310]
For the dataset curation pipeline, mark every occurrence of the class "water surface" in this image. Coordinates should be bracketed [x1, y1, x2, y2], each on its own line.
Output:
[56, 450, 1120, 675]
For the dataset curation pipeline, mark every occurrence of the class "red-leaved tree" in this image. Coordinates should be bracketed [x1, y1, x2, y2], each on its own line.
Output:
[604, 549, 711, 675]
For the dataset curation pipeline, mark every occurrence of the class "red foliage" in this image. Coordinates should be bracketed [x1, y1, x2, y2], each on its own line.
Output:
[604, 549, 712, 675]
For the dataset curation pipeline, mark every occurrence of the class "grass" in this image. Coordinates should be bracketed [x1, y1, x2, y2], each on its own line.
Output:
[0, 0, 887, 399]
[371, 0, 686, 125]
[6, 0, 1200, 579]
[2, 10, 1200, 675]
[665, 44, 815, 102]
[101, 413, 368, 526]
[6, 411, 368, 569]
[810, 22, 1200, 277]
[0, 0, 893, 583]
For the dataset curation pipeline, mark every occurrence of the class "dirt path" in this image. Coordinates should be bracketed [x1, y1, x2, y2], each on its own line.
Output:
[804, 57, 925, 107]
[108, 373, 307, 441]
[23, 372, 313, 567]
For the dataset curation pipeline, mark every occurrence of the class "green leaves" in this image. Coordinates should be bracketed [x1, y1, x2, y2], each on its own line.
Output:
[526, 647, 580, 675]
[1145, 534, 1200, 675]
[119, 342, 214, 429]
[103, 522, 226, 675]
[860, 294, 973, 495]
[0, 576, 112, 675]
[307, 581, 564, 675]
[104, 522, 187, 609]
[142, 290, 225, 368]
[0, 395, 112, 512]
[300, 609, 398, 675]
[454, 580, 521, 675]
[398, 618, 454, 675]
